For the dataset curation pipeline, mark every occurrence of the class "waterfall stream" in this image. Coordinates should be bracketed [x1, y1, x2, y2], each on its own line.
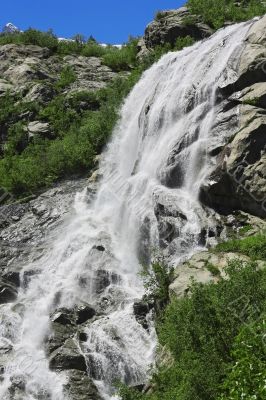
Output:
[0, 19, 255, 400]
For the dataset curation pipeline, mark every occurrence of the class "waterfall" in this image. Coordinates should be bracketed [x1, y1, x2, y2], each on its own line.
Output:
[0, 19, 255, 400]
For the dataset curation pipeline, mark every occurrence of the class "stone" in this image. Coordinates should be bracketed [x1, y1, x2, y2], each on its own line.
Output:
[27, 121, 51, 138]
[0, 280, 18, 304]
[49, 338, 87, 372]
[133, 301, 152, 330]
[47, 322, 76, 355]
[0, 79, 13, 96]
[93, 269, 121, 294]
[169, 250, 252, 298]
[24, 83, 55, 103]
[76, 304, 96, 325]
[51, 308, 75, 326]
[143, 7, 213, 50]
[200, 15, 266, 218]
[1, 270, 20, 287]
[64, 369, 101, 400]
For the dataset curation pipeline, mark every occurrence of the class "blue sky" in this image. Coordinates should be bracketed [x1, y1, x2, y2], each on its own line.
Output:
[0, 0, 185, 44]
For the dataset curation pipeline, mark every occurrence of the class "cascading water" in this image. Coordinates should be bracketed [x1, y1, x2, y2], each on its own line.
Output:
[0, 19, 256, 400]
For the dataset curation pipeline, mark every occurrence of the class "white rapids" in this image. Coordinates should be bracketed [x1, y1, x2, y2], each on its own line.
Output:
[0, 19, 255, 400]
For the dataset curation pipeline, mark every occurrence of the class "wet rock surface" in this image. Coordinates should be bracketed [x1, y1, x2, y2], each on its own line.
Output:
[0, 179, 88, 276]
[200, 15, 266, 218]
[64, 369, 101, 400]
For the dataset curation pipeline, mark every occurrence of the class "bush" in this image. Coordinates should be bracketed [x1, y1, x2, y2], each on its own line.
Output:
[187, 0, 266, 29]
[119, 260, 266, 400]
[55, 66, 76, 90]
[214, 233, 266, 260]
[141, 260, 174, 309]
[102, 38, 139, 71]
[0, 70, 143, 196]
[219, 317, 266, 400]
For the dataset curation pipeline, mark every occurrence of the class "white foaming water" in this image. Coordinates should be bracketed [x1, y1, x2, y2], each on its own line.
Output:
[0, 20, 254, 400]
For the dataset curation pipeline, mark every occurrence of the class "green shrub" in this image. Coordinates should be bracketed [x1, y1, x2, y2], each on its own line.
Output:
[5, 122, 28, 155]
[0, 28, 58, 50]
[55, 66, 76, 90]
[155, 11, 165, 21]
[214, 233, 266, 260]
[242, 97, 259, 106]
[102, 38, 139, 71]
[0, 70, 143, 196]
[205, 261, 221, 277]
[219, 317, 266, 400]
[141, 259, 175, 308]
[187, 0, 266, 29]
[120, 260, 266, 400]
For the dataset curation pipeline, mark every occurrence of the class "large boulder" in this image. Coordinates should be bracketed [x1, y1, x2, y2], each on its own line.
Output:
[143, 7, 213, 50]
[169, 251, 252, 298]
[49, 338, 87, 372]
[27, 121, 51, 138]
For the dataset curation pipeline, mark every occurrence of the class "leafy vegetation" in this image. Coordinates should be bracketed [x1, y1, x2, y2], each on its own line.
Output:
[187, 0, 266, 29]
[55, 66, 76, 90]
[219, 317, 266, 400]
[141, 259, 175, 310]
[0, 29, 139, 72]
[214, 233, 266, 260]
[0, 72, 142, 195]
[120, 257, 266, 400]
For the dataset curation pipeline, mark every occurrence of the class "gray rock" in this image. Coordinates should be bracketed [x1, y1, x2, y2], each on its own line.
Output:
[143, 7, 213, 50]
[49, 338, 87, 372]
[27, 121, 51, 138]
[64, 369, 101, 400]
[169, 251, 251, 298]
[200, 15, 266, 218]
[0, 280, 18, 304]
[133, 301, 152, 330]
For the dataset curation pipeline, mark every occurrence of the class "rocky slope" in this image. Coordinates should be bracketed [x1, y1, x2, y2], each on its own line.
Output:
[0, 43, 118, 148]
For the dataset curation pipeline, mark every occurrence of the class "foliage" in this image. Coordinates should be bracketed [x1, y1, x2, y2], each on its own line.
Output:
[187, 0, 266, 29]
[5, 122, 28, 155]
[0, 28, 139, 71]
[55, 66, 76, 90]
[205, 261, 221, 277]
[0, 70, 142, 196]
[120, 260, 266, 400]
[214, 233, 266, 260]
[140, 259, 175, 308]
[242, 97, 259, 106]
[219, 317, 266, 400]
[155, 11, 166, 21]
[102, 38, 139, 71]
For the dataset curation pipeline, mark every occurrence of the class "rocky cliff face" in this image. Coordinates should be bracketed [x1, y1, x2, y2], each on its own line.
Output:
[138, 7, 266, 219]
[137, 6, 213, 58]
[200, 15, 266, 218]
